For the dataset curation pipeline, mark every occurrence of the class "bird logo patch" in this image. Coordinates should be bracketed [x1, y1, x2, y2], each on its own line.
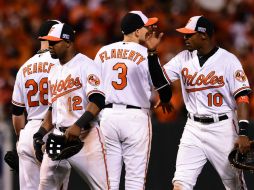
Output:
[235, 70, 247, 82]
[88, 74, 100, 86]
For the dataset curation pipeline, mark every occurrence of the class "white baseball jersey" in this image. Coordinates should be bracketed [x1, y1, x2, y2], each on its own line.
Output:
[12, 51, 58, 120]
[94, 41, 153, 108]
[163, 47, 251, 115]
[48, 53, 103, 127]
[39, 53, 109, 190]
[164, 47, 250, 190]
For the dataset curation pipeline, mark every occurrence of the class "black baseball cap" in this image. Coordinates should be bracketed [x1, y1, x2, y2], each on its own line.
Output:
[38, 20, 61, 39]
[121, 11, 158, 35]
[39, 23, 75, 42]
[176, 16, 214, 37]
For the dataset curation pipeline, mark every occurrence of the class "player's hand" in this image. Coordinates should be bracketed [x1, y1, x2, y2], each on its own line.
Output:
[234, 135, 250, 154]
[154, 100, 174, 113]
[33, 132, 45, 162]
[65, 124, 81, 141]
[145, 31, 164, 51]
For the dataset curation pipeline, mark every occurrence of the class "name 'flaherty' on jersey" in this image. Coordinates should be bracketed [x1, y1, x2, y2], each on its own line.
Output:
[99, 48, 145, 65]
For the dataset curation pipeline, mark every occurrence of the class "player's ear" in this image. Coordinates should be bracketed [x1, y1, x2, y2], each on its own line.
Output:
[134, 29, 140, 37]
[200, 33, 207, 40]
[65, 40, 71, 48]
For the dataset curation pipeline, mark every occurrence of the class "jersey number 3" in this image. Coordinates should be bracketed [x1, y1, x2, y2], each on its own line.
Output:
[112, 63, 127, 90]
[25, 78, 48, 107]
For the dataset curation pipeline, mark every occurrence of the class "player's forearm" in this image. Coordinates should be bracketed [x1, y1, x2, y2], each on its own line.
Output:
[237, 101, 250, 136]
[41, 108, 54, 132]
[147, 52, 170, 89]
[237, 102, 249, 121]
[12, 114, 25, 138]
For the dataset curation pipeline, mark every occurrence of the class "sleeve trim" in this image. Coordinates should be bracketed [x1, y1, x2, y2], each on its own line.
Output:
[12, 100, 25, 107]
[87, 90, 105, 98]
[233, 87, 251, 97]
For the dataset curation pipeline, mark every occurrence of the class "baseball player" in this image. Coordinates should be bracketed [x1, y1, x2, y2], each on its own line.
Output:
[147, 16, 252, 190]
[93, 11, 172, 190]
[11, 20, 70, 190]
[36, 23, 109, 190]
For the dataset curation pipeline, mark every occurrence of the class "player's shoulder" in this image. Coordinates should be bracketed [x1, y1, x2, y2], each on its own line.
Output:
[172, 50, 196, 62]
[21, 51, 57, 67]
[217, 47, 241, 63]
[97, 41, 121, 52]
[74, 53, 93, 64]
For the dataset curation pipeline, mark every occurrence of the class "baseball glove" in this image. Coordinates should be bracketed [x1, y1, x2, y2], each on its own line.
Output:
[46, 133, 83, 161]
[228, 141, 254, 171]
[4, 149, 19, 172]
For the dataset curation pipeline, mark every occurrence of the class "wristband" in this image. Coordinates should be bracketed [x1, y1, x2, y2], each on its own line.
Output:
[38, 127, 48, 137]
[238, 120, 249, 136]
[148, 49, 157, 56]
[75, 111, 94, 130]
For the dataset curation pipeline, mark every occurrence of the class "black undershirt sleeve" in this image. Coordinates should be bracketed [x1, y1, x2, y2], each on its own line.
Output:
[148, 54, 169, 88]
[148, 54, 172, 103]
[12, 104, 25, 116]
[88, 93, 105, 109]
[158, 84, 172, 103]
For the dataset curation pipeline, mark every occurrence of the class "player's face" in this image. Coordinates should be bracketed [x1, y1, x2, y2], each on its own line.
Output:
[137, 26, 150, 42]
[49, 40, 69, 60]
[183, 32, 203, 51]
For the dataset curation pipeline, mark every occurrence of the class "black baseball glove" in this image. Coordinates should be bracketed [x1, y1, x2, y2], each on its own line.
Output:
[33, 132, 45, 162]
[228, 141, 254, 171]
[4, 149, 19, 172]
[46, 133, 83, 161]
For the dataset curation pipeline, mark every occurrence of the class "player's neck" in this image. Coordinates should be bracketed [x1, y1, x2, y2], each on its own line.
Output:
[40, 41, 49, 51]
[123, 35, 139, 43]
[59, 52, 76, 65]
[197, 43, 216, 56]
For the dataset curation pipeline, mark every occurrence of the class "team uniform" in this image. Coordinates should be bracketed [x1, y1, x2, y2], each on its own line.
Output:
[12, 50, 70, 190]
[163, 48, 251, 189]
[94, 41, 153, 190]
[39, 53, 109, 190]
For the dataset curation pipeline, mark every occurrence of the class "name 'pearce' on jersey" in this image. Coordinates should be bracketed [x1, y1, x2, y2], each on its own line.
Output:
[22, 61, 55, 77]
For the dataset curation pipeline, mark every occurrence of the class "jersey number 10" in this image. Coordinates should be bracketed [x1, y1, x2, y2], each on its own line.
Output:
[207, 93, 223, 107]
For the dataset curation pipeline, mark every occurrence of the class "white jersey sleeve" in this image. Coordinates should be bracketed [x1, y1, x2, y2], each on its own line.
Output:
[225, 53, 251, 97]
[163, 52, 184, 82]
[12, 69, 25, 107]
[83, 58, 104, 98]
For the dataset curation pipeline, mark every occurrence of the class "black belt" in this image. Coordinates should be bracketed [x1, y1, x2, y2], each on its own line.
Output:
[188, 113, 228, 124]
[28, 119, 43, 121]
[54, 125, 68, 133]
[105, 103, 141, 109]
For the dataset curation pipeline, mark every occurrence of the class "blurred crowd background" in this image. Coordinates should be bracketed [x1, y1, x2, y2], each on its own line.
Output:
[1, 0, 254, 124]
[1, 0, 254, 189]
